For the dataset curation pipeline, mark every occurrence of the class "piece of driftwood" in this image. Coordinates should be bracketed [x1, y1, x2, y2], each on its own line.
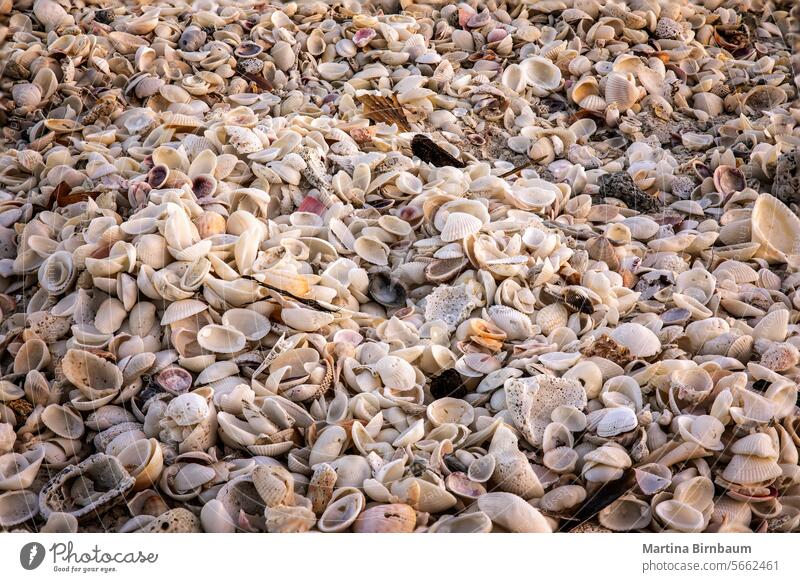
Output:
[411, 134, 465, 168]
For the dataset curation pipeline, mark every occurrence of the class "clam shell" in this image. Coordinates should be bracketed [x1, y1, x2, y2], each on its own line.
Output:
[751, 194, 800, 263]
[609, 323, 661, 358]
[221, 308, 271, 341]
[196, 324, 246, 354]
[353, 503, 416, 533]
[599, 495, 651, 531]
[0, 490, 39, 527]
[477, 492, 552, 532]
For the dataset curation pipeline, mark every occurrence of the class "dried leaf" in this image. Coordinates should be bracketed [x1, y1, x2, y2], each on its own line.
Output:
[241, 72, 274, 92]
[357, 94, 411, 132]
[411, 134, 465, 168]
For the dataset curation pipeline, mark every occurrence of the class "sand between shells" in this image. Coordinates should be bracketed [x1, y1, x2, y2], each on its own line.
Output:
[1, 0, 800, 534]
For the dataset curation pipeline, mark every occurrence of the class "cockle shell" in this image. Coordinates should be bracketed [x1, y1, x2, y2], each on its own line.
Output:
[0, 0, 797, 538]
[596, 407, 637, 437]
[605, 73, 640, 110]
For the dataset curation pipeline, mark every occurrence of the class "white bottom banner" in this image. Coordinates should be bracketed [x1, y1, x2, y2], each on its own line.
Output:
[1, 534, 797, 582]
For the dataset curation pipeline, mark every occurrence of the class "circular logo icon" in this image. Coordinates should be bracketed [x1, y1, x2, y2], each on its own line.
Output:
[20, 542, 46, 570]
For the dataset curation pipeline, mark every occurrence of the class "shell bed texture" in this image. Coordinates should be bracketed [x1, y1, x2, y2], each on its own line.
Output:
[1, 0, 800, 535]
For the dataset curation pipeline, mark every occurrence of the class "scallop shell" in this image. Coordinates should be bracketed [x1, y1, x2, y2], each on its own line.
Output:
[604, 72, 639, 110]
[596, 407, 637, 437]
[440, 212, 483, 242]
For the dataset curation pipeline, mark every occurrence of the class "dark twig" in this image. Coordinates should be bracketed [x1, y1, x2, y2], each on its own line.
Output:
[240, 274, 339, 313]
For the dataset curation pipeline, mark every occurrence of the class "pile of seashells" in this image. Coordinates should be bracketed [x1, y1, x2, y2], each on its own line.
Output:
[1, 0, 800, 534]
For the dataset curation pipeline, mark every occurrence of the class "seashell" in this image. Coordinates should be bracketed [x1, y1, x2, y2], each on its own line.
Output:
[265, 503, 317, 533]
[200, 499, 235, 533]
[609, 323, 661, 358]
[165, 393, 209, 426]
[317, 62, 351, 81]
[693, 92, 724, 116]
[752, 309, 789, 342]
[354, 236, 390, 266]
[477, 492, 552, 532]
[520, 56, 562, 92]
[0, 447, 45, 490]
[316, 489, 364, 532]
[376, 355, 417, 390]
[41, 404, 84, 439]
[467, 455, 496, 483]
[635, 463, 672, 495]
[62, 349, 123, 397]
[196, 324, 246, 354]
[38, 251, 76, 295]
[116, 438, 164, 491]
[281, 307, 335, 333]
[604, 73, 639, 110]
[751, 194, 800, 264]
[676, 415, 724, 451]
[655, 499, 705, 533]
[713, 165, 745, 197]
[427, 398, 474, 427]
[156, 366, 193, 395]
[353, 503, 416, 533]
[14, 338, 50, 374]
[440, 212, 483, 242]
[428, 512, 493, 533]
[0, 490, 39, 527]
[536, 302, 569, 336]
[599, 495, 651, 531]
[221, 309, 271, 342]
[670, 367, 713, 404]
[0, 0, 795, 538]
[596, 407, 637, 437]
[145, 508, 201, 533]
[41, 511, 79, 533]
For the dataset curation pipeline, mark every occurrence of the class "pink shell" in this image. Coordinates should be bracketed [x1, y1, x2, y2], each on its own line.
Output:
[297, 195, 326, 216]
[156, 366, 193, 395]
[353, 28, 376, 48]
